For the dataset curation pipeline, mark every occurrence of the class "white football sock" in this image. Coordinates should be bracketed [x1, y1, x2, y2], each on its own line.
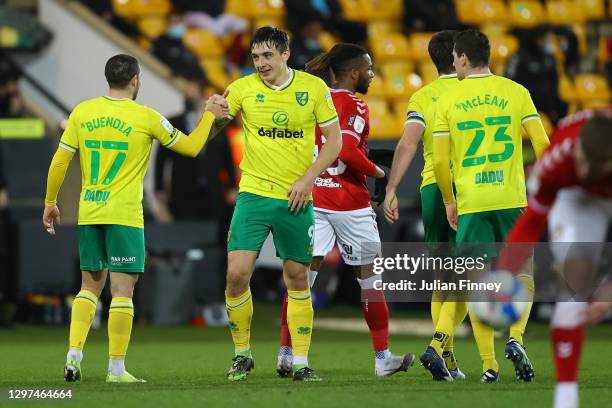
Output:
[109, 358, 126, 376]
[67, 348, 83, 363]
[554, 382, 578, 408]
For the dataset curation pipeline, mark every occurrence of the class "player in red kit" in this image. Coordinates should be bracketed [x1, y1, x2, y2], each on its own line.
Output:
[497, 108, 612, 408]
[276, 44, 415, 377]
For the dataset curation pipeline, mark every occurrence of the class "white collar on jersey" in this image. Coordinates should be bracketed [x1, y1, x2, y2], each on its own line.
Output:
[466, 71, 493, 78]
[263, 68, 294, 90]
[104, 95, 131, 101]
[439, 73, 458, 79]
[330, 88, 354, 94]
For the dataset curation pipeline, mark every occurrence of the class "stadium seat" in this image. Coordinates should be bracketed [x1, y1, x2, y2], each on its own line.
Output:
[489, 34, 519, 65]
[546, 0, 586, 24]
[253, 16, 285, 30]
[558, 74, 577, 103]
[183, 29, 224, 58]
[410, 33, 434, 62]
[581, 0, 605, 20]
[368, 33, 412, 63]
[225, 0, 254, 18]
[379, 61, 415, 78]
[360, 0, 403, 21]
[481, 23, 511, 38]
[251, 0, 286, 19]
[339, 0, 365, 21]
[112, 0, 171, 20]
[597, 37, 611, 70]
[319, 31, 339, 52]
[369, 113, 403, 138]
[384, 73, 423, 104]
[509, 0, 546, 27]
[361, 96, 391, 117]
[418, 61, 439, 85]
[364, 76, 386, 98]
[137, 16, 167, 39]
[575, 73, 611, 105]
[456, 0, 508, 25]
[367, 21, 401, 38]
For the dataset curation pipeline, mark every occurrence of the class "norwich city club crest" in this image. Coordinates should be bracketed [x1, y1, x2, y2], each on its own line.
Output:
[295, 92, 308, 106]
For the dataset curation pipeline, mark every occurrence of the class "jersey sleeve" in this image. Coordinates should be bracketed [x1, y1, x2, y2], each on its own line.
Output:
[405, 92, 426, 128]
[432, 97, 450, 137]
[59, 110, 80, 152]
[519, 86, 540, 125]
[338, 98, 367, 142]
[313, 78, 338, 127]
[147, 108, 184, 148]
[226, 78, 244, 119]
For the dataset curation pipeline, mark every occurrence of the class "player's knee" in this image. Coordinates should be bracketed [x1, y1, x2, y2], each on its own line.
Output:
[80, 270, 106, 297]
[226, 268, 249, 294]
[109, 273, 138, 298]
[310, 257, 324, 272]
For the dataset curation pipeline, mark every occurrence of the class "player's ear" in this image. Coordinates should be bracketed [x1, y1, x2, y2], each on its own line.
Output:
[281, 48, 290, 63]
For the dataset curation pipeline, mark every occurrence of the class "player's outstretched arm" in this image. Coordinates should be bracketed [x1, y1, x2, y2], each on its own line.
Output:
[287, 120, 342, 211]
[384, 122, 425, 224]
[43, 147, 74, 235]
[169, 96, 229, 158]
[432, 133, 456, 230]
[523, 118, 550, 160]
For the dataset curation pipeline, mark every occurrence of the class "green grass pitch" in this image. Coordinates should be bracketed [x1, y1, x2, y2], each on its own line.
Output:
[2, 304, 611, 408]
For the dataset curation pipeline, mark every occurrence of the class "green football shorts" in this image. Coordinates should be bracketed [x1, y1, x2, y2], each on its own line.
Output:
[420, 183, 456, 250]
[456, 207, 523, 261]
[78, 225, 145, 273]
[227, 192, 314, 264]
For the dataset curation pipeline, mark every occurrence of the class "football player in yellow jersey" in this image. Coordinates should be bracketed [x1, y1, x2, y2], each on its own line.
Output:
[432, 30, 550, 383]
[384, 30, 468, 382]
[207, 27, 342, 382]
[42, 54, 228, 384]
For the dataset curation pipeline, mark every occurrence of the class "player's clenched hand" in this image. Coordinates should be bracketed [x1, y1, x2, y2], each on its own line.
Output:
[42, 205, 61, 235]
[584, 301, 612, 326]
[287, 175, 314, 212]
[384, 191, 399, 224]
[445, 201, 458, 231]
[205, 92, 229, 119]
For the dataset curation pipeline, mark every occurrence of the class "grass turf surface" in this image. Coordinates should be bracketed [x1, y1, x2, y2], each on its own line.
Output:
[1, 304, 611, 408]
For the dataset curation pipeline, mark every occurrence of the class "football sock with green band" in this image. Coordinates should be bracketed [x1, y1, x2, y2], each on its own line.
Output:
[225, 289, 253, 355]
[69, 290, 98, 352]
[509, 274, 534, 345]
[287, 289, 313, 370]
[108, 297, 134, 359]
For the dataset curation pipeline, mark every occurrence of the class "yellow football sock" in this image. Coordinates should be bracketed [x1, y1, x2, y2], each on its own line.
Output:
[509, 274, 534, 345]
[429, 300, 455, 355]
[442, 302, 468, 369]
[469, 307, 498, 373]
[431, 293, 443, 327]
[226, 289, 253, 355]
[69, 290, 98, 350]
[287, 289, 313, 360]
[108, 297, 134, 359]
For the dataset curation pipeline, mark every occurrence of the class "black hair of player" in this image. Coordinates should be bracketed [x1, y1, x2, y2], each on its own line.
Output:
[428, 30, 458, 75]
[251, 26, 290, 54]
[305, 43, 368, 87]
[580, 115, 612, 177]
[105, 54, 140, 89]
[454, 29, 491, 68]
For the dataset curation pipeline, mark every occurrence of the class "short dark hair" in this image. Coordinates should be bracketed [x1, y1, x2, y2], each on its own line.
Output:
[104, 54, 140, 89]
[428, 30, 458, 74]
[454, 29, 490, 68]
[251, 26, 290, 53]
[580, 114, 612, 174]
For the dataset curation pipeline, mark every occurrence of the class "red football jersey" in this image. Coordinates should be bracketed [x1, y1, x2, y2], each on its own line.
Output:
[313, 89, 377, 212]
[498, 107, 612, 272]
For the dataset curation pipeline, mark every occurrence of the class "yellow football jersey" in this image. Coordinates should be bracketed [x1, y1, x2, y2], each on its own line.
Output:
[226, 69, 338, 200]
[432, 73, 540, 215]
[59, 96, 182, 228]
[405, 74, 459, 189]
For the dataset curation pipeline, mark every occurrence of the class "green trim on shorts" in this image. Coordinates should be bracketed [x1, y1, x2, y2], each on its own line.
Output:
[78, 224, 145, 273]
[227, 192, 314, 264]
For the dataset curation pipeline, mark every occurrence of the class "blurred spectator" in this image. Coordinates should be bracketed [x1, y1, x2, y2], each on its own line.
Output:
[288, 20, 324, 70]
[285, 0, 367, 45]
[153, 79, 237, 224]
[174, 0, 248, 37]
[0, 58, 24, 118]
[78, 0, 139, 38]
[551, 26, 579, 78]
[402, 0, 461, 33]
[505, 27, 567, 124]
[151, 13, 208, 82]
